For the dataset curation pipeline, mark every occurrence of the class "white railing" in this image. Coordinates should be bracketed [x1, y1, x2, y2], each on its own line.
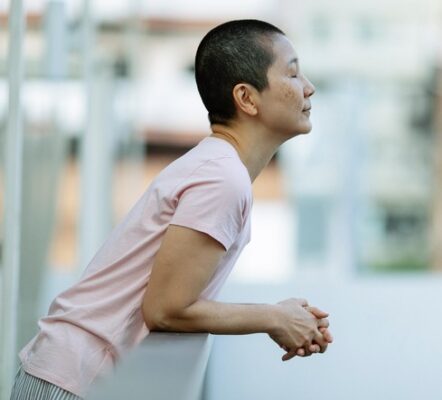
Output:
[87, 332, 213, 400]
[0, 0, 25, 399]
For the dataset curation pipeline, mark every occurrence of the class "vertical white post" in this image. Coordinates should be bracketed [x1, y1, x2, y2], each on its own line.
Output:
[45, 0, 67, 80]
[77, 0, 96, 275]
[1, 0, 25, 397]
[77, 0, 115, 277]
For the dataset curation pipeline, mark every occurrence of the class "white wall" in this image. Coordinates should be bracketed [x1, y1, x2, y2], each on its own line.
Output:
[207, 276, 442, 400]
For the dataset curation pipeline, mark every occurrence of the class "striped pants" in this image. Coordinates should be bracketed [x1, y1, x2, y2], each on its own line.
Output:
[9, 365, 83, 400]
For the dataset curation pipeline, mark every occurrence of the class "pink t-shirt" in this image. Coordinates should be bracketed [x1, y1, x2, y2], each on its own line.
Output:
[18, 136, 253, 398]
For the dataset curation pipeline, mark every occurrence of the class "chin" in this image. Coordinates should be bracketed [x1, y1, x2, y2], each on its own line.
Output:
[279, 122, 312, 141]
[284, 130, 310, 142]
[292, 123, 313, 137]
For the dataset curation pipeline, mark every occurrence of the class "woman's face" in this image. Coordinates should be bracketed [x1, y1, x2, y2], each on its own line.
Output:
[257, 34, 316, 139]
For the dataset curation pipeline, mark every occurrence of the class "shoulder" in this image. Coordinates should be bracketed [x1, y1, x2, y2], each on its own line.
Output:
[190, 156, 251, 198]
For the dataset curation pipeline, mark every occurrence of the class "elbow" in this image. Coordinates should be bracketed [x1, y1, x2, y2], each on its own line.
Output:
[142, 305, 176, 332]
[143, 309, 166, 331]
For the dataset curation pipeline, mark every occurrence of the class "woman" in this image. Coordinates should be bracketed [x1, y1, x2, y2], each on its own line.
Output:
[11, 19, 332, 399]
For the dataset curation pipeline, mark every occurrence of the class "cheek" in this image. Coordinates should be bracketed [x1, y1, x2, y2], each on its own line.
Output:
[280, 83, 303, 108]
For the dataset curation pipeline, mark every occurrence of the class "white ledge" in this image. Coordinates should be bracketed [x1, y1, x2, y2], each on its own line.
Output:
[87, 332, 213, 400]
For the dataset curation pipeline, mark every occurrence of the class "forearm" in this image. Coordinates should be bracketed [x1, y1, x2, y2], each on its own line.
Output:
[148, 299, 281, 336]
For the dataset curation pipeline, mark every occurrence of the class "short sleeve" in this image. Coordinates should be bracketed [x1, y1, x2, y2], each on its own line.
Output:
[169, 159, 246, 251]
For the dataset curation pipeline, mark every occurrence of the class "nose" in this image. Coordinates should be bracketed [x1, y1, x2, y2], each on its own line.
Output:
[303, 75, 315, 97]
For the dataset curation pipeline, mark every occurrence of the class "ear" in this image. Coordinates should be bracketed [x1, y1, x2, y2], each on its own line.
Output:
[232, 83, 259, 117]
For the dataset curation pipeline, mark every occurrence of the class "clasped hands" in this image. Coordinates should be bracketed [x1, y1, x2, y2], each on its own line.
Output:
[269, 298, 333, 362]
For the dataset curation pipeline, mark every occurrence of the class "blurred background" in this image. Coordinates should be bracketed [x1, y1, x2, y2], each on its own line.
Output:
[1, 0, 442, 399]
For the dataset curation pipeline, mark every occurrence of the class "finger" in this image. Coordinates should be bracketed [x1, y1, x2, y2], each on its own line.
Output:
[313, 331, 329, 353]
[314, 330, 328, 346]
[319, 327, 334, 343]
[298, 343, 313, 357]
[309, 343, 320, 353]
[301, 346, 313, 357]
[314, 339, 328, 353]
[312, 339, 328, 354]
[317, 318, 330, 329]
[306, 306, 329, 318]
[282, 349, 298, 362]
[318, 326, 329, 339]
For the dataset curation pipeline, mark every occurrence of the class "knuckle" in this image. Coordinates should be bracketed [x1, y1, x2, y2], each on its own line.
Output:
[301, 333, 310, 342]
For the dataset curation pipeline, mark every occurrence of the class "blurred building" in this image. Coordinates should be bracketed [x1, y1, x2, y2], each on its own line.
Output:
[1, 1, 441, 282]
[278, 0, 442, 274]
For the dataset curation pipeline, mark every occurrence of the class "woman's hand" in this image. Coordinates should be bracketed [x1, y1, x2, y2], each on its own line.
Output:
[268, 298, 333, 361]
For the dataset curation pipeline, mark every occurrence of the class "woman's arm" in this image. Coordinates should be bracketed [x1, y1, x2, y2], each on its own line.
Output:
[141, 223, 334, 362]
[142, 224, 280, 335]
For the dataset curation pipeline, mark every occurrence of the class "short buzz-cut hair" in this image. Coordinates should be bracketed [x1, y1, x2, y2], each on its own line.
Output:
[195, 19, 285, 125]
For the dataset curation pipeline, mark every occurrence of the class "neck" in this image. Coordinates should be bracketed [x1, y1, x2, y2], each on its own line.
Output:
[209, 122, 283, 183]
